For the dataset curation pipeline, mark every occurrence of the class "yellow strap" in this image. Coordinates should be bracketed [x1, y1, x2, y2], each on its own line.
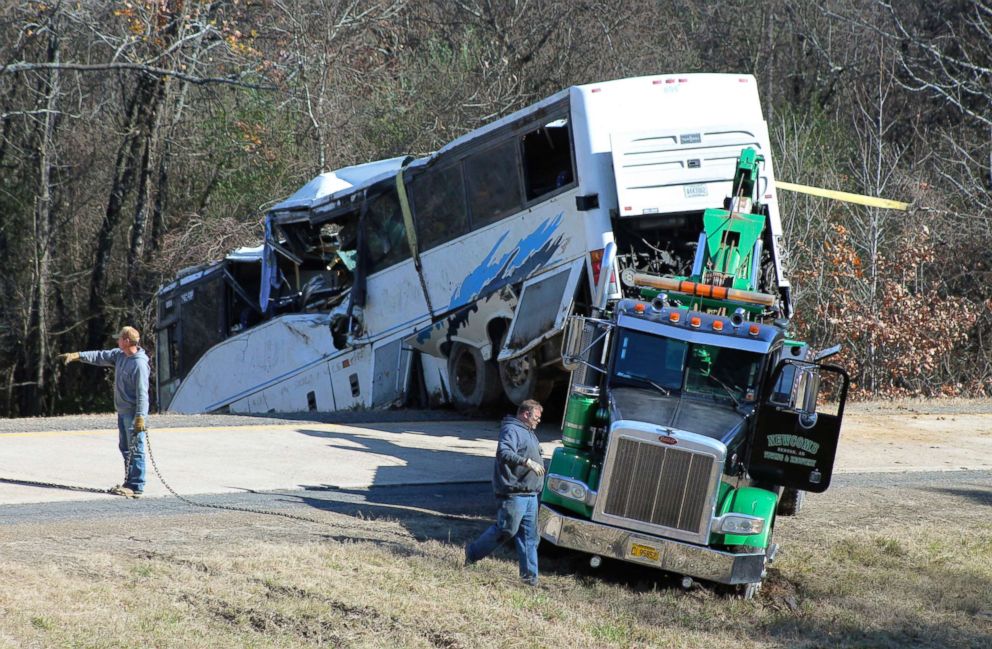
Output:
[395, 168, 418, 258]
[395, 165, 435, 316]
[776, 181, 909, 211]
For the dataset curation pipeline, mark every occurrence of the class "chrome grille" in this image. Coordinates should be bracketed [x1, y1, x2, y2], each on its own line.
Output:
[602, 437, 715, 534]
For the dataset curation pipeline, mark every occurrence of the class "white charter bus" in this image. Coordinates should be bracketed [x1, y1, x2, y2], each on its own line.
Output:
[155, 73, 791, 414]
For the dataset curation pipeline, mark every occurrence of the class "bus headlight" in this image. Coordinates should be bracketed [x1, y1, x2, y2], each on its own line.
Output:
[713, 513, 765, 535]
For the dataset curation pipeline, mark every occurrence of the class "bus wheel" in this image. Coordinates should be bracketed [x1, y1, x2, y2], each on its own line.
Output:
[447, 343, 501, 410]
[499, 351, 553, 405]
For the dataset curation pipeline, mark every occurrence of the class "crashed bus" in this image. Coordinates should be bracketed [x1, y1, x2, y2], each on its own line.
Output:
[155, 73, 791, 414]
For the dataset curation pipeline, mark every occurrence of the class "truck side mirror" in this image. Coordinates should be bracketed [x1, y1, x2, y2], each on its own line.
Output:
[561, 316, 587, 371]
[561, 315, 611, 380]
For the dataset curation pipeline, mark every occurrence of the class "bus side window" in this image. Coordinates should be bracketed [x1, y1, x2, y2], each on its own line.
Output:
[410, 163, 468, 251]
[365, 188, 411, 274]
[464, 139, 523, 229]
[522, 119, 574, 201]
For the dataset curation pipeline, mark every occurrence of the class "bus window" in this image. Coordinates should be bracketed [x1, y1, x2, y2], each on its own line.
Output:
[365, 188, 411, 274]
[410, 163, 468, 251]
[522, 118, 574, 201]
[464, 139, 522, 229]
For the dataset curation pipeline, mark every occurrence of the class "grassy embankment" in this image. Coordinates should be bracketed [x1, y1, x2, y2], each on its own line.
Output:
[1, 474, 990, 649]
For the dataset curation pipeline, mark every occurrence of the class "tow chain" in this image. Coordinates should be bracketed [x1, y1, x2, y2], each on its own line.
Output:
[144, 430, 477, 523]
[0, 477, 114, 495]
[3, 426, 477, 524]
[143, 429, 334, 526]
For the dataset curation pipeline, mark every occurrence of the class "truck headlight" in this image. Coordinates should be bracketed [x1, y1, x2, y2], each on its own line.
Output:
[714, 513, 765, 535]
[547, 476, 596, 505]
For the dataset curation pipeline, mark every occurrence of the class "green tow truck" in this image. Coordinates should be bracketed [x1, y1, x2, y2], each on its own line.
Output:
[538, 149, 850, 598]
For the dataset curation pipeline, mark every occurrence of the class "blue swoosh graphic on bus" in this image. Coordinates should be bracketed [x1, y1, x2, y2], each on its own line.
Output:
[448, 213, 564, 310]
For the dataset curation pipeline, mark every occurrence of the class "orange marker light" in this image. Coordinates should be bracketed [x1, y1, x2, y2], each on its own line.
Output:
[748, 324, 760, 336]
[690, 316, 701, 328]
[633, 302, 645, 314]
[669, 311, 681, 323]
[713, 320, 724, 332]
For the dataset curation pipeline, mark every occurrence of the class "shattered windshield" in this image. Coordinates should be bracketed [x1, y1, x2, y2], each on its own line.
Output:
[611, 328, 763, 403]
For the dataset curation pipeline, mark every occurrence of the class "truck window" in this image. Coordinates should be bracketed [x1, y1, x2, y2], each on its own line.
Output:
[613, 329, 686, 391]
[685, 344, 762, 402]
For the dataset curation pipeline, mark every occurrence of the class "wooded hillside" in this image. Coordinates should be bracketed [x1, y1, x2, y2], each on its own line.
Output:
[1, 1, 989, 416]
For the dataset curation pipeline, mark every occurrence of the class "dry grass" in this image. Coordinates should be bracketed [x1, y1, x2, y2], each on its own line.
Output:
[1, 480, 991, 649]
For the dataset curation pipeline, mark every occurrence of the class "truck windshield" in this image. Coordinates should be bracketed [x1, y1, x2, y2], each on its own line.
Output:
[612, 329, 687, 392]
[611, 329, 763, 403]
[684, 343, 763, 404]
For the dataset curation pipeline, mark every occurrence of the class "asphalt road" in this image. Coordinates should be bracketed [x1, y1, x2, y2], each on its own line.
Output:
[3, 468, 990, 528]
[2, 408, 990, 525]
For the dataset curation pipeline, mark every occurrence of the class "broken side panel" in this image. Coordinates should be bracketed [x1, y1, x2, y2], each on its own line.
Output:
[371, 338, 412, 408]
[497, 259, 584, 362]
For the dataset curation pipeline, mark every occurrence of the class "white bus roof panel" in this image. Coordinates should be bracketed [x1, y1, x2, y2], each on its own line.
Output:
[271, 156, 409, 212]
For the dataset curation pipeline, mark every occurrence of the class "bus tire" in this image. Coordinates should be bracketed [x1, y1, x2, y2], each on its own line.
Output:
[447, 343, 501, 410]
[499, 350, 553, 406]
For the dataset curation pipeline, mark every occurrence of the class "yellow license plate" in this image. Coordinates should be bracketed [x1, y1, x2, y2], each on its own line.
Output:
[629, 543, 660, 562]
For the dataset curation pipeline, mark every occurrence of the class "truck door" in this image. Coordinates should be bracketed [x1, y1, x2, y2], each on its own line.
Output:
[747, 360, 850, 493]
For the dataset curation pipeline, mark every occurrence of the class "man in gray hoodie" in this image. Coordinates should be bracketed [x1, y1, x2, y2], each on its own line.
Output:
[465, 399, 545, 586]
[59, 326, 150, 498]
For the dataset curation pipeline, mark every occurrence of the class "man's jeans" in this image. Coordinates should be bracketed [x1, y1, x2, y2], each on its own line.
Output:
[117, 411, 146, 492]
[466, 493, 540, 584]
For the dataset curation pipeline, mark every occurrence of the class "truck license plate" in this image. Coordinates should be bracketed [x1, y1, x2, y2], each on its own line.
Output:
[629, 543, 660, 562]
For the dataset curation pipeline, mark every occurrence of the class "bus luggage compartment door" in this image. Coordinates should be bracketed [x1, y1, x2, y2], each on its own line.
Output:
[496, 259, 584, 363]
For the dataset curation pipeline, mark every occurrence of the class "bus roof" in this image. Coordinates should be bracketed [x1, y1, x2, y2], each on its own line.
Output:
[270, 156, 410, 213]
[268, 73, 762, 218]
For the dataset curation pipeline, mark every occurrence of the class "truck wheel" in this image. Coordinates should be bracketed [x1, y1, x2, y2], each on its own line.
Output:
[777, 488, 805, 517]
[498, 349, 553, 405]
[447, 343, 501, 410]
[736, 581, 762, 600]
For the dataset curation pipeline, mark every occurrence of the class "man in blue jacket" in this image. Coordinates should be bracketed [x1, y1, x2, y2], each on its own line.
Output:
[59, 326, 150, 498]
[465, 399, 545, 586]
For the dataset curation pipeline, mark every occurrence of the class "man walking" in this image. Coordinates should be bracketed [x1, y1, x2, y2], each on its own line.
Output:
[465, 399, 545, 586]
[59, 326, 150, 498]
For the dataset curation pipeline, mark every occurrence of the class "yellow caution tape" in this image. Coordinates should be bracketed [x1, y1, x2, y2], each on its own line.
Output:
[776, 181, 910, 211]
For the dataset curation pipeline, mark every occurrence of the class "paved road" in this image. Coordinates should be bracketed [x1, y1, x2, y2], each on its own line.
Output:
[0, 413, 559, 506]
[1, 409, 990, 509]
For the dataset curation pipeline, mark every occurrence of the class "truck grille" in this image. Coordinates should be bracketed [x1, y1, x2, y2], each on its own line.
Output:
[601, 437, 715, 534]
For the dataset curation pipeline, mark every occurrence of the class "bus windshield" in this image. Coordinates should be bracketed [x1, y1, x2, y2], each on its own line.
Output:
[612, 329, 763, 404]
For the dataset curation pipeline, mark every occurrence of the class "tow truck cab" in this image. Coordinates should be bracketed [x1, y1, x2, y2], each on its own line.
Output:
[538, 300, 848, 595]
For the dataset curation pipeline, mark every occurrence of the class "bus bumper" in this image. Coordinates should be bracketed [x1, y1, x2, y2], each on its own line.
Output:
[538, 504, 766, 585]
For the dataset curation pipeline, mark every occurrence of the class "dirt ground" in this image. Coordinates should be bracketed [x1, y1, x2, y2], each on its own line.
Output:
[834, 398, 992, 472]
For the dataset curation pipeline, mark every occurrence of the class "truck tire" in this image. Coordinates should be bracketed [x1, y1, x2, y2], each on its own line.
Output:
[498, 349, 553, 406]
[776, 488, 805, 517]
[447, 343, 501, 410]
[736, 581, 762, 600]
